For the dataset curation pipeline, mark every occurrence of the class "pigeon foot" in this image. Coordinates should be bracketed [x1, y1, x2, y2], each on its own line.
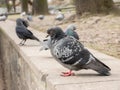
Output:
[61, 70, 75, 77]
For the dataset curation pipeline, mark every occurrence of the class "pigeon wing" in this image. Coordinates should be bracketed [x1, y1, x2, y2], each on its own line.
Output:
[16, 26, 33, 39]
[51, 36, 84, 65]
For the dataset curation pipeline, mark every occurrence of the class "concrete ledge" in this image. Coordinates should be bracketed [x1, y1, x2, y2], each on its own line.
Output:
[0, 20, 120, 90]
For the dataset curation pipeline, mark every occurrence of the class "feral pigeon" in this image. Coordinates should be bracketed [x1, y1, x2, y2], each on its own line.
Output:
[47, 27, 111, 76]
[38, 15, 44, 20]
[55, 13, 64, 21]
[65, 24, 79, 40]
[0, 13, 8, 21]
[15, 18, 40, 45]
[40, 37, 51, 51]
[20, 12, 26, 18]
[27, 12, 33, 21]
[27, 14, 33, 21]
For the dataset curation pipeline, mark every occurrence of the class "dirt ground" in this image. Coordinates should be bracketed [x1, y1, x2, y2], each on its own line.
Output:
[28, 13, 120, 59]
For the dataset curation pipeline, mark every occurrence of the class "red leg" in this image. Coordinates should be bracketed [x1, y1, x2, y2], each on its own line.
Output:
[61, 70, 75, 77]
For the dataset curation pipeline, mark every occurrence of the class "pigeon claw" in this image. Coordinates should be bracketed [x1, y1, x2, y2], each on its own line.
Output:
[19, 43, 24, 46]
[61, 71, 75, 77]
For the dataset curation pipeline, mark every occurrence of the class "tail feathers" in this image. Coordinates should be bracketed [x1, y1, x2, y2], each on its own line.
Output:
[95, 57, 111, 71]
[87, 57, 111, 76]
[32, 35, 40, 42]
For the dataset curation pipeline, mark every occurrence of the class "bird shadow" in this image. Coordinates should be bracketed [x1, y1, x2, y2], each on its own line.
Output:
[40, 56, 53, 59]
[18, 44, 40, 47]
[75, 73, 106, 77]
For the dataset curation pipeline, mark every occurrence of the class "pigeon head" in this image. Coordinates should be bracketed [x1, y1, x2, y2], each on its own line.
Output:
[22, 19, 29, 27]
[47, 27, 66, 40]
[16, 18, 29, 27]
[16, 18, 24, 26]
[66, 24, 76, 31]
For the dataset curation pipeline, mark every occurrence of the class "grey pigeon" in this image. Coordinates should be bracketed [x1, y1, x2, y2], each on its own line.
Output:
[40, 36, 51, 51]
[47, 27, 111, 76]
[27, 13, 33, 21]
[65, 24, 79, 40]
[0, 13, 8, 21]
[38, 15, 44, 20]
[20, 12, 26, 18]
[55, 13, 64, 21]
[16, 18, 40, 45]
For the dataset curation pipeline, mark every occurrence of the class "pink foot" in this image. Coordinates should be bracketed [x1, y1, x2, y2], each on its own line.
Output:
[61, 71, 75, 77]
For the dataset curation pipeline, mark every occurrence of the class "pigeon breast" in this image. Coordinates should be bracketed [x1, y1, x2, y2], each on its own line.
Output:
[51, 36, 88, 67]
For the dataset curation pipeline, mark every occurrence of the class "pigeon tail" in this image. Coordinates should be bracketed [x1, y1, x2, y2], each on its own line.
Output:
[32, 35, 40, 42]
[86, 55, 111, 76]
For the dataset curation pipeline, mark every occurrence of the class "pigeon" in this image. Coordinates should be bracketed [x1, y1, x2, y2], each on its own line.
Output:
[47, 27, 111, 76]
[20, 12, 26, 18]
[0, 13, 8, 21]
[65, 24, 79, 40]
[40, 36, 51, 51]
[15, 18, 40, 45]
[27, 13, 33, 21]
[27, 15, 33, 21]
[55, 13, 64, 21]
[38, 15, 44, 20]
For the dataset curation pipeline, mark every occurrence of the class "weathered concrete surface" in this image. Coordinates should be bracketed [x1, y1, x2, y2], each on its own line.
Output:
[0, 59, 5, 90]
[114, 0, 120, 2]
[0, 20, 120, 90]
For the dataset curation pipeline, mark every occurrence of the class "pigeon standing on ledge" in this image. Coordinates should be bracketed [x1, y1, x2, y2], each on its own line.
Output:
[47, 27, 111, 76]
[15, 18, 40, 45]
[65, 24, 79, 40]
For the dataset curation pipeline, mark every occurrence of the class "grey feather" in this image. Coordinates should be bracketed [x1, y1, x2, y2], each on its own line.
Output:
[65, 24, 79, 40]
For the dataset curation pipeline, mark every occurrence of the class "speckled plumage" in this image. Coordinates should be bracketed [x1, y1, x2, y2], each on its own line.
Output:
[47, 27, 111, 76]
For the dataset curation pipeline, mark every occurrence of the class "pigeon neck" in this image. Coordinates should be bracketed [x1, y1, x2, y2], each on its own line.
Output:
[51, 34, 66, 41]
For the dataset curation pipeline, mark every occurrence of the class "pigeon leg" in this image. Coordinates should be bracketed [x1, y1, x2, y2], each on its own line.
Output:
[21, 39, 26, 45]
[61, 70, 75, 77]
[19, 39, 24, 45]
